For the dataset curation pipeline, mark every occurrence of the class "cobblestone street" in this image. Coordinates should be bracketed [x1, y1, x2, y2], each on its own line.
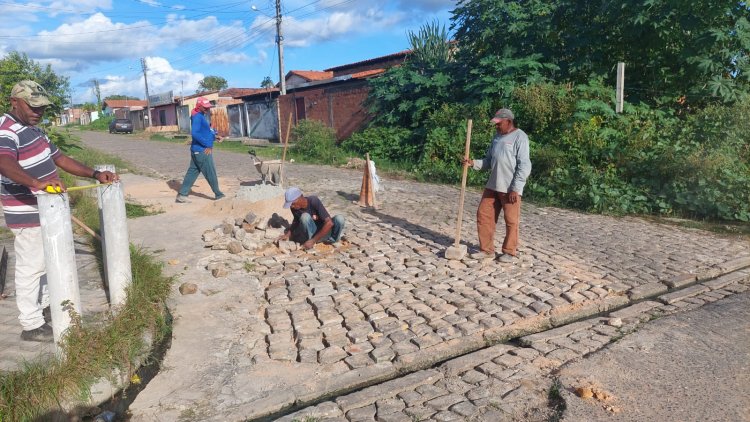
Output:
[2, 131, 746, 421]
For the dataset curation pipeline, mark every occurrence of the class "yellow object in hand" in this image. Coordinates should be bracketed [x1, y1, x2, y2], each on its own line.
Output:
[45, 186, 63, 193]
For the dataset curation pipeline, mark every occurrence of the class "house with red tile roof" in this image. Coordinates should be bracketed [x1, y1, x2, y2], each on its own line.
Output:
[231, 50, 409, 141]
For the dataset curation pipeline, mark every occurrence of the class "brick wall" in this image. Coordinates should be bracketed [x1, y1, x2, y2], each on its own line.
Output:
[279, 80, 372, 142]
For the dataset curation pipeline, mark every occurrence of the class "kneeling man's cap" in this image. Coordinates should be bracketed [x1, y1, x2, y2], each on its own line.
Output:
[11, 80, 53, 107]
[283, 187, 303, 208]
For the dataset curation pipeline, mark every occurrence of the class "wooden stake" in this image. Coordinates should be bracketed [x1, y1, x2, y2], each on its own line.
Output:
[454, 119, 473, 247]
[358, 154, 373, 207]
[71, 215, 102, 241]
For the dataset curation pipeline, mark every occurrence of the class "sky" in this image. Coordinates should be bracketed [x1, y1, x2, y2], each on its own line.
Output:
[2, 0, 456, 105]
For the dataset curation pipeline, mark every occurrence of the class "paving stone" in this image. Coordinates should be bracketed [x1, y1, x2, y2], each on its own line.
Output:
[702, 271, 748, 291]
[403, 406, 436, 421]
[658, 284, 711, 304]
[415, 383, 448, 401]
[431, 410, 463, 421]
[629, 282, 669, 300]
[450, 400, 479, 417]
[346, 404, 376, 421]
[520, 319, 598, 346]
[375, 397, 406, 415]
[370, 346, 395, 363]
[345, 353, 375, 370]
[545, 347, 580, 363]
[319, 346, 348, 364]
[424, 393, 465, 411]
[336, 370, 441, 412]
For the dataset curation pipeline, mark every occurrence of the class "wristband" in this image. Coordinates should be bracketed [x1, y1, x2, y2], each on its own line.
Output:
[92, 170, 101, 179]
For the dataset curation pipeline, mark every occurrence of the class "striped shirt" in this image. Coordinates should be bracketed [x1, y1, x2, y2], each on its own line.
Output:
[0, 113, 61, 228]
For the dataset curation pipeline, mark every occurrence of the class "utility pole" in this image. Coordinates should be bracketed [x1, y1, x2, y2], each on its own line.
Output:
[141, 57, 152, 127]
[275, 0, 286, 95]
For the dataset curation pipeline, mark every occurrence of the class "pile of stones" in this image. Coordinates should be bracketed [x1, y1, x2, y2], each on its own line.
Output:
[200, 211, 292, 278]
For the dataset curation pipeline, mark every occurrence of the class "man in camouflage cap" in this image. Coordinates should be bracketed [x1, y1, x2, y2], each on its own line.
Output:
[0, 80, 118, 342]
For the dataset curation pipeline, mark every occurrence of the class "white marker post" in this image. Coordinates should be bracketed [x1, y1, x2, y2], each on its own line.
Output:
[37, 192, 82, 351]
[96, 165, 131, 308]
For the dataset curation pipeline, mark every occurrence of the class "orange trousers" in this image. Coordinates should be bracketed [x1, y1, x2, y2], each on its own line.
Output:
[476, 188, 521, 256]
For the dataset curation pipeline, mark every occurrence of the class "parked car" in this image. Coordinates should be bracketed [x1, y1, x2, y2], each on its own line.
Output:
[109, 119, 133, 134]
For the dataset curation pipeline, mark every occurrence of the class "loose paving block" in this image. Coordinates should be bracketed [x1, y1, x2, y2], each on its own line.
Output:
[519, 319, 598, 346]
[629, 282, 669, 300]
[717, 256, 750, 273]
[702, 271, 748, 291]
[663, 273, 697, 289]
[440, 344, 512, 377]
[658, 284, 710, 304]
[336, 370, 441, 412]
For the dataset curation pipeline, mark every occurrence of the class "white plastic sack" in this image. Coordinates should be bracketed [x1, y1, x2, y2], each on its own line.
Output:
[369, 160, 382, 192]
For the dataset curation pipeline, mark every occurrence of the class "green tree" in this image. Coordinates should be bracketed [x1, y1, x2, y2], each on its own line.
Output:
[81, 102, 98, 112]
[367, 20, 456, 129]
[197, 75, 228, 92]
[260, 76, 274, 88]
[451, 0, 750, 106]
[0, 51, 70, 114]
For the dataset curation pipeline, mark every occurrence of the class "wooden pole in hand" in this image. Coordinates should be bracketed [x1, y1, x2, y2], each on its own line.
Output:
[454, 119, 473, 247]
[280, 112, 293, 186]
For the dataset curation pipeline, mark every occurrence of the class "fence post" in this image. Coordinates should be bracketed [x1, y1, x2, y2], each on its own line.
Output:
[37, 192, 82, 350]
[96, 165, 132, 308]
[616, 62, 625, 113]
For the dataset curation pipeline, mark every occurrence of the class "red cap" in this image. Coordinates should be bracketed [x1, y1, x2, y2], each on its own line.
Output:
[196, 97, 213, 109]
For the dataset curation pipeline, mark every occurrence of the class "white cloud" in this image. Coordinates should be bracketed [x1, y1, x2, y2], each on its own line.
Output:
[255, 8, 403, 48]
[200, 52, 250, 64]
[136, 0, 161, 6]
[17, 12, 251, 72]
[397, 0, 456, 12]
[90, 56, 204, 101]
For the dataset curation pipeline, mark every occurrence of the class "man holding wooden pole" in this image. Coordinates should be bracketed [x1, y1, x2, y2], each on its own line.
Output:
[464, 108, 531, 263]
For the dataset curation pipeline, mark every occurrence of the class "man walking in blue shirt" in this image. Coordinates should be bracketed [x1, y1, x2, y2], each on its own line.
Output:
[176, 97, 225, 202]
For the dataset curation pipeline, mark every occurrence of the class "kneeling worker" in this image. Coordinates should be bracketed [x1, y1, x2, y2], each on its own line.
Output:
[278, 187, 345, 249]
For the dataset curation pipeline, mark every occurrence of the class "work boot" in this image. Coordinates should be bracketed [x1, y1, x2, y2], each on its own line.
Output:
[21, 323, 53, 342]
[175, 195, 190, 203]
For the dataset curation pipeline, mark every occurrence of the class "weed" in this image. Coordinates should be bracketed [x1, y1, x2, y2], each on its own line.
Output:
[291, 417, 321, 422]
[243, 261, 256, 272]
[547, 377, 566, 422]
[126, 203, 163, 218]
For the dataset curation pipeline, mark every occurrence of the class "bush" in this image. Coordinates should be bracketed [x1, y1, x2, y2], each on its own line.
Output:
[341, 126, 417, 163]
[82, 115, 114, 132]
[290, 120, 345, 165]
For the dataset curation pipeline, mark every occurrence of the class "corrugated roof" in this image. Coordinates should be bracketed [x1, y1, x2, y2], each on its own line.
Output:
[220, 88, 277, 98]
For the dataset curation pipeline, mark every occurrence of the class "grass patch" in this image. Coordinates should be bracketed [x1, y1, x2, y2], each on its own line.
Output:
[126, 203, 162, 219]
